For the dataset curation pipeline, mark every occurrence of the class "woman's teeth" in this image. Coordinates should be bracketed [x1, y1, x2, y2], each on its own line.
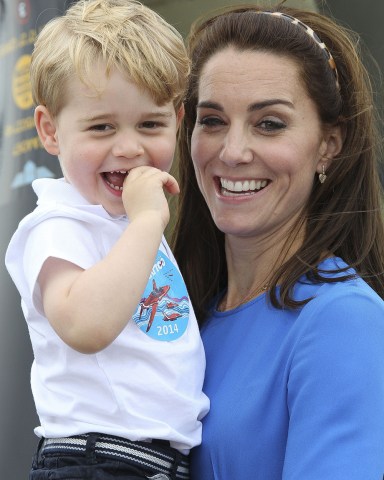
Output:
[220, 178, 268, 195]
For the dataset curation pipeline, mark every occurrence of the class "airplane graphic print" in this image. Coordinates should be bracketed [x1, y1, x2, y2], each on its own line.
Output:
[140, 280, 170, 332]
[132, 250, 189, 341]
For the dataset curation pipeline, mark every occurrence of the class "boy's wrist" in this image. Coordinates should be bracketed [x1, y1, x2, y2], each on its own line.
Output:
[129, 211, 168, 233]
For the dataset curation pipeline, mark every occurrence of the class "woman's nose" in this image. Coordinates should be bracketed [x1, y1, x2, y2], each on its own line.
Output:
[218, 127, 253, 166]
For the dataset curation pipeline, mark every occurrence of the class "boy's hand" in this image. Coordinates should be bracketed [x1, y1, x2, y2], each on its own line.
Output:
[122, 166, 179, 229]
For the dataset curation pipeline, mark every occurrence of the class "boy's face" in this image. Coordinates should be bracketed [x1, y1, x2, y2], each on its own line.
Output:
[39, 65, 182, 216]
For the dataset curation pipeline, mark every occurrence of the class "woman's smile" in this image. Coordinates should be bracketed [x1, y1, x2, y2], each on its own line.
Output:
[219, 177, 269, 196]
[191, 47, 335, 237]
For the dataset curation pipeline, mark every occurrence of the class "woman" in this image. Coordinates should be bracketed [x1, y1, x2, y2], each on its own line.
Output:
[173, 4, 384, 479]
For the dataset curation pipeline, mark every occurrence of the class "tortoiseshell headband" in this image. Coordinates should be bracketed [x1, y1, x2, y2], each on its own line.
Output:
[260, 11, 340, 91]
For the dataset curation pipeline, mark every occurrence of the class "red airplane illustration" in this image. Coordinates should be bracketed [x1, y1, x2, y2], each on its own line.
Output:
[163, 311, 182, 322]
[140, 279, 170, 332]
[166, 301, 178, 309]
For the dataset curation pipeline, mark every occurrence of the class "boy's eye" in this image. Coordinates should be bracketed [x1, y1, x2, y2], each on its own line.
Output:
[140, 121, 162, 129]
[90, 124, 112, 132]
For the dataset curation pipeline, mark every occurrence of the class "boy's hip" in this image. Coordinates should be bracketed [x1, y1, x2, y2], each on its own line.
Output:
[31, 432, 189, 480]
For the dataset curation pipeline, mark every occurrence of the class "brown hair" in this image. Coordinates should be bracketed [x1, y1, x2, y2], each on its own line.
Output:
[172, 3, 384, 323]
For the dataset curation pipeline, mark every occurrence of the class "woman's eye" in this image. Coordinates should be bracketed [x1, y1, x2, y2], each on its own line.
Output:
[258, 119, 286, 132]
[197, 116, 225, 128]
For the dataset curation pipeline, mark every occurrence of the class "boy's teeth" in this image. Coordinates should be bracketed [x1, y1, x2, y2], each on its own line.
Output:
[104, 170, 128, 191]
[106, 180, 123, 191]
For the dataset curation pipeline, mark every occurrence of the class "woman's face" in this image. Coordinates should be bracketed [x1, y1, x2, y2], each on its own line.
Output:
[191, 47, 340, 240]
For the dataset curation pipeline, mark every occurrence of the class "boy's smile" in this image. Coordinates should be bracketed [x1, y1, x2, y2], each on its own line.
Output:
[39, 64, 181, 216]
[103, 170, 129, 193]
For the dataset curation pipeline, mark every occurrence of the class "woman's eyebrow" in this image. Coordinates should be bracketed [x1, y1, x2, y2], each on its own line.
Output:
[196, 101, 223, 111]
[196, 99, 294, 112]
[248, 99, 294, 112]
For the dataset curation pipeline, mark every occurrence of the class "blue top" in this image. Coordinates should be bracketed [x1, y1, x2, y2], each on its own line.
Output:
[191, 257, 384, 479]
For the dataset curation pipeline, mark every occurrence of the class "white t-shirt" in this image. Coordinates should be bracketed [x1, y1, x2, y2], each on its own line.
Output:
[5, 178, 209, 453]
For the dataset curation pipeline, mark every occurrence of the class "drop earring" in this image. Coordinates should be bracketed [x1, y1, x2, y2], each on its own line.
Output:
[319, 164, 327, 184]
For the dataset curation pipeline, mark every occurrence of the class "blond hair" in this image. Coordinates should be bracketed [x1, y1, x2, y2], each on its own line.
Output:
[30, 0, 189, 116]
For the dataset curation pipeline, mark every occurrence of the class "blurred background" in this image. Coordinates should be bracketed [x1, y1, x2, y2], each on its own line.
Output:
[0, 1, 382, 478]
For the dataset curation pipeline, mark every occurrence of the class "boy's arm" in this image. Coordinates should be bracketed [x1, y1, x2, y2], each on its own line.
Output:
[38, 166, 179, 354]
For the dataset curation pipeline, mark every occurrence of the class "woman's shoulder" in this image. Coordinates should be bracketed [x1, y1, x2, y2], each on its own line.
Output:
[290, 256, 384, 343]
[296, 255, 382, 305]
[295, 284, 383, 355]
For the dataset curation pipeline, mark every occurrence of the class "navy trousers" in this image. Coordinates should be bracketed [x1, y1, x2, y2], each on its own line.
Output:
[30, 435, 176, 480]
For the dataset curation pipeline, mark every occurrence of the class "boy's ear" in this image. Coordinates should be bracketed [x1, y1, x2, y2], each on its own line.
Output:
[176, 103, 185, 130]
[34, 106, 60, 155]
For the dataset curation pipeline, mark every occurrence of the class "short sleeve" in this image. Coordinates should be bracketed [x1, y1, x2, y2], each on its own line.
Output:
[7, 215, 103, 313]
[283, 288, 384, 479]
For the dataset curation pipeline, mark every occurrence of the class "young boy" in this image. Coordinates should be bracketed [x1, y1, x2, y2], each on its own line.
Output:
[5, 1, 209, 479]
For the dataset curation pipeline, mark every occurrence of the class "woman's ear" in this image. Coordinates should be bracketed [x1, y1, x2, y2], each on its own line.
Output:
[316, 124, 343, 174]
[176, 103, 185, 130]
[34, 106, 60, 156]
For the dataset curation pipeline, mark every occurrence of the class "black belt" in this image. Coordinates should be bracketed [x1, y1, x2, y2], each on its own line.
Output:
[40, 433, 189, 479]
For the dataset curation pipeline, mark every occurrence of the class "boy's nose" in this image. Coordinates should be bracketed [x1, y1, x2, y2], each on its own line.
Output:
[112, 134, 144, 158]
